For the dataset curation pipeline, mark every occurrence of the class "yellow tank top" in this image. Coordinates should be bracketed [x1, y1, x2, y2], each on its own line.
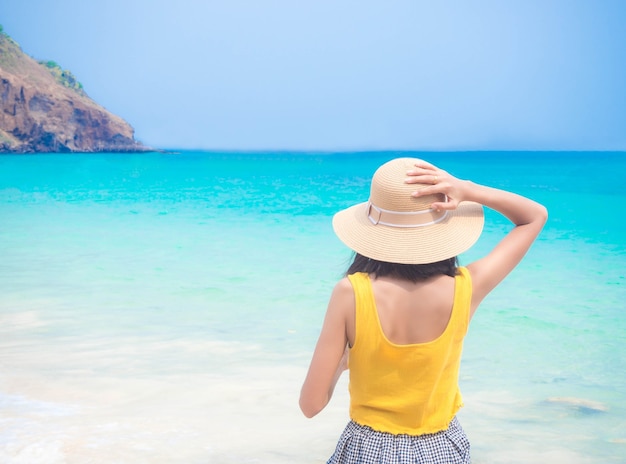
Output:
[348, 267, 472, 435]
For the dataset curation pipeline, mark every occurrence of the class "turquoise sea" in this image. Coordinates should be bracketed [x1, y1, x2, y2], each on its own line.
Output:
[1, 151, 625, 463]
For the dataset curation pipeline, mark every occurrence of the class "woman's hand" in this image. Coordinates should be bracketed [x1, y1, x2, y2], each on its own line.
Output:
[404, 159, 469, 212]
[405, 159, 548, 318]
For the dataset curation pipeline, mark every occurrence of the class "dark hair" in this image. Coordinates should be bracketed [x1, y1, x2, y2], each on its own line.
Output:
[345, 253, 458, 282]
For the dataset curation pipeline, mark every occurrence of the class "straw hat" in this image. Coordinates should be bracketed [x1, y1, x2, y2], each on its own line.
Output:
[332, 158, 484, 264]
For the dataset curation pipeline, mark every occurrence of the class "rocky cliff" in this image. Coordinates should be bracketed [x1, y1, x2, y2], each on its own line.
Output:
[0, 31, 151, 153]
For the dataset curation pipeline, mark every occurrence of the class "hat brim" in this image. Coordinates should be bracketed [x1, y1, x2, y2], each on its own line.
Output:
[332, 201, 484, 264]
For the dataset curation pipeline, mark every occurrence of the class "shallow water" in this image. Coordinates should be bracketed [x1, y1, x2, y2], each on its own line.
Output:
[1, 151, 625, 463]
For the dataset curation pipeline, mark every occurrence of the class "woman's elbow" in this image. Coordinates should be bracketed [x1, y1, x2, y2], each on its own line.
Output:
[538, 204, 548, 224]
[526, 204, 548, 230]
[299, 394, 325, 418]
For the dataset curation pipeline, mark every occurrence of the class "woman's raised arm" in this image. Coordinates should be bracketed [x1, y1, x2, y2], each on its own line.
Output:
[406, 160, 548, 316]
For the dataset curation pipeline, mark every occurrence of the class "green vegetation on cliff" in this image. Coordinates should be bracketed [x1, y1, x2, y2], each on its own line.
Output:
[0, 23, 149, 153]
[0, 24, 85, 96]
[38, 60, 86, 95]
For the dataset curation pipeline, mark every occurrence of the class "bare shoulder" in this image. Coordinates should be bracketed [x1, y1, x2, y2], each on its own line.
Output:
[329, 277, 355, 309]
[334, 276, 353, 293]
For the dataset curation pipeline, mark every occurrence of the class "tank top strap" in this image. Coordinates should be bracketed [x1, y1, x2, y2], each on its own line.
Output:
[347, 272, 380, 349]
[452, 266, 472, 334]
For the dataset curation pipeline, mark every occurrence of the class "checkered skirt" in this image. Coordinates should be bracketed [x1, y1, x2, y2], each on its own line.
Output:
[327, 417, 470, 464]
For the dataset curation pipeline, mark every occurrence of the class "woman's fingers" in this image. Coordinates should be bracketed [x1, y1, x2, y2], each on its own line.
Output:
[405, 167, 434, 177]
[404, 162, 463, 210]
[409, 181, 461, 211]
[405, 175, 438, 184]
[405, 167, 442, 183]
[409, 160, 437, 171]
[431, 198, 459, 211]
[405, 163, 447, 185]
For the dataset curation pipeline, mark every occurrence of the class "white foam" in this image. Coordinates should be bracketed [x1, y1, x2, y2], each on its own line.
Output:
[0, 334, 348, 463]
[0, 311, 46, 331]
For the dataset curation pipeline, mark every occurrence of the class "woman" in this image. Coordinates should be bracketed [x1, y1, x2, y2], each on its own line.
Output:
[299, 158, 547, 463]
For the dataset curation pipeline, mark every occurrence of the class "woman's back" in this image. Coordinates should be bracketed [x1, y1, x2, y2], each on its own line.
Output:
[345, 269, 472, 435]
[368, 274, 457, 346]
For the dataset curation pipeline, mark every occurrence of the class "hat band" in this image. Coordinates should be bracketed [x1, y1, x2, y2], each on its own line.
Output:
[366, 201, 448, 228]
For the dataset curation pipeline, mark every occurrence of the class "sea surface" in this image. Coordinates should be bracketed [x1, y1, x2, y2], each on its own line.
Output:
[1, 150, 625, 463]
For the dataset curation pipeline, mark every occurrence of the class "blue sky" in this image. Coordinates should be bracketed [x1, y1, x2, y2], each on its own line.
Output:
[3, 0, 626, 151]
